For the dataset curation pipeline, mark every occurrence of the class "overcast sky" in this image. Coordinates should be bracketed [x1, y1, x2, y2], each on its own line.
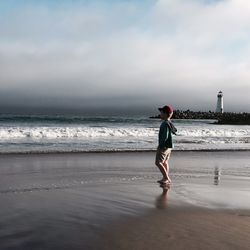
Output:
[0, 0, 250, 114]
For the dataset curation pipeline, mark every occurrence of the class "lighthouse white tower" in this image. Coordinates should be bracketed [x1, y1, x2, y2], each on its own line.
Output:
[216, 91, 224, 113]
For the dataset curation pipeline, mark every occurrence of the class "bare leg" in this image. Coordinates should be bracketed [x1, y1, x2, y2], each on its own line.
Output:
[163, 161, 171, 182]
[155, 162, 168, 180]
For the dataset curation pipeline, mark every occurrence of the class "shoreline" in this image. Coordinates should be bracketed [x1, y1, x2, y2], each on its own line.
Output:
[1, 148, 250, 156]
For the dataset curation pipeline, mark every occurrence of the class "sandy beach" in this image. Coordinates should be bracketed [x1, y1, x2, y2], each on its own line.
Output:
[1, 151, 250, 249]
[101, 208, 250, 250]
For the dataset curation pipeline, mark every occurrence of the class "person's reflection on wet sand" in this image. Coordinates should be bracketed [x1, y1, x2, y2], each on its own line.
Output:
[214, 166, 221, 185]
[155, 185, 170, 209]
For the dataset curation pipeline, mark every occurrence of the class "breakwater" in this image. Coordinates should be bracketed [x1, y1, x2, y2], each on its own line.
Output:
[216, 112, 250, 125]
[150, 110, 250, 125]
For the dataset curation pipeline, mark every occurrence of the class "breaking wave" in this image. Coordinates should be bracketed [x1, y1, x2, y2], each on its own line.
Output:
[0, 115, 250, 153]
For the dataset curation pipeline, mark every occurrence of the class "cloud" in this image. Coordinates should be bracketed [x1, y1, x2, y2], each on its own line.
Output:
[0, 0, 250, 112]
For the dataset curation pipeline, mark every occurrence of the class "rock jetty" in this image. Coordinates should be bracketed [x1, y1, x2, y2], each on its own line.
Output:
[150, 110, 250, 125]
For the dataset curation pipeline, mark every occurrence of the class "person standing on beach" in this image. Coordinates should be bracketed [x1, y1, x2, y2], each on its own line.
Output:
[155, 105, 177, 185]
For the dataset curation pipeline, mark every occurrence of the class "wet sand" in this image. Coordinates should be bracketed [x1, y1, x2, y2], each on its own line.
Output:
[0, 151, 250, 249]
[101, 207, 250, 250]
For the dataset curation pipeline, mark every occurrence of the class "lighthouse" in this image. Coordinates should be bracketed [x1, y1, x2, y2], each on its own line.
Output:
[216, 91, 224, 113]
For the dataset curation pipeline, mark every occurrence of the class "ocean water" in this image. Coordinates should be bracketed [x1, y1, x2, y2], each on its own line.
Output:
[0, 114, 250, 153]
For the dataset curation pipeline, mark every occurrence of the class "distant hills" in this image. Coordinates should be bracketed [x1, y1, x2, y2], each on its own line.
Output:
[150, 110, 250, 125]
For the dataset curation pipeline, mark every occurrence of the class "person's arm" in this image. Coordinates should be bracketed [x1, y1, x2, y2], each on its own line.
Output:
[158, 123, 169, 149]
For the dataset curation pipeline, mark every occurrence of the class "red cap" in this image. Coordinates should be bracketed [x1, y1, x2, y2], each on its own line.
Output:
[158, 105, 173, 114]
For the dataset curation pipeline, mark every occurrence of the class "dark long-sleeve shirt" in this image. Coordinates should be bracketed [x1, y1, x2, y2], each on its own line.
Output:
[158, 120, 173, 149]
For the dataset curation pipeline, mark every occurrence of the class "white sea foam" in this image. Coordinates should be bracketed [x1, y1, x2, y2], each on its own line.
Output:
[1, 125, 250, 141]
[0, 126, 157, 140]
[178, 127, 250, 137]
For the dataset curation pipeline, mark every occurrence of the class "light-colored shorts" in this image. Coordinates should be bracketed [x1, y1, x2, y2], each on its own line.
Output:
[155, 147, 171, 165]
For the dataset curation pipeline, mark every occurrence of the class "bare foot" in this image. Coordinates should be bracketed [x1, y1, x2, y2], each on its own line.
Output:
[157, 178, 171, 184]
